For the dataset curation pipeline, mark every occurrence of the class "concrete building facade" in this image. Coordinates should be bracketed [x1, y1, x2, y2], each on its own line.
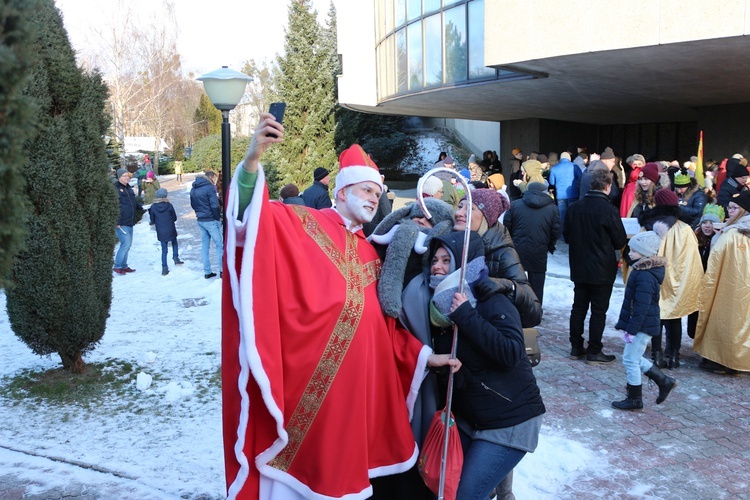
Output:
[337, 0, 750, 178]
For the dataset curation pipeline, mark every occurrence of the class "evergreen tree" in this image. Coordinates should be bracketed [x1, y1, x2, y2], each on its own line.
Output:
[193, 93, 222, 141]
[270, 0, 337, 190]
[6, 0, 118, 373]
[0, 0, 41, 287]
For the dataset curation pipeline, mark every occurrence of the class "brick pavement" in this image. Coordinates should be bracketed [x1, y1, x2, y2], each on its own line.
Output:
[533, 298, 750, 499]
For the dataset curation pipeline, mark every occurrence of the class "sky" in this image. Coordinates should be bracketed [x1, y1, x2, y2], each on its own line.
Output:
[55, 0, 332, 76]
[0, 136, 611, 497]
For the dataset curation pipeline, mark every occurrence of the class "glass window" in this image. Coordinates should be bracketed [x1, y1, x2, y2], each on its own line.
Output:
[385, 0, 394, 35]
[444, 0, 462, 6]
[424, 14, 443, 86]
[375, 0, 385, 40]
[468, 0, 494, 79]
[407, 0, 422, 21]
[408, 22, 423, 90]
[376, 43, 384, 100]
[444, 5, 467, 84]
[424, 0, 441, 14]
[385, 36, 396, 97]
[395, 0, 406, 28]
[396, 29, 408, 93]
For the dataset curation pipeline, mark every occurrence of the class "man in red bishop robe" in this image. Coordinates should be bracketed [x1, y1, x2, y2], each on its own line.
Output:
[221, 113, 459, 499]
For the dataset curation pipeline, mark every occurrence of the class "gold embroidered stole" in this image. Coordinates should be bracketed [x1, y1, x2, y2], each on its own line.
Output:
[269, 208, 380, 472]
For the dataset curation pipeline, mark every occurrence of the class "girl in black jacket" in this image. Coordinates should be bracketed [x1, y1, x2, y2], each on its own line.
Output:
[429, 231, 544, 499]
[149, 188, 184, 275]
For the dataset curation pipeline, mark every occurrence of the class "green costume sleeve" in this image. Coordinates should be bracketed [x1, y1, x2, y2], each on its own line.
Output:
[237, 169, 258, 218]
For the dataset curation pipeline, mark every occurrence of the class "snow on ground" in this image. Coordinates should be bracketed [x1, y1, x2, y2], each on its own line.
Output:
[0, 141, 627, 497]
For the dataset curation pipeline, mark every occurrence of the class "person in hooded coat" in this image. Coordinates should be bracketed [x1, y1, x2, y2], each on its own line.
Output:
[148, 188, 184, 275]
[503, 182, 561, 306]
[427, 231, 545, 499]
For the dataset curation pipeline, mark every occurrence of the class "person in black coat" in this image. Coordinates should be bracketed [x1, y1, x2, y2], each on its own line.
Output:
[674, 170, 707, 228]
[149, 188, 184, 275]
[716, 157, 748, 213]
[429, 231, 544, 499]
[503, 181, 561, 305]
[190, 172, 223, 279]
[564, 169, 628, 363]
[612, 231, 676, 410]
[301, 167, 333, 209]
[114, 168, 143, 274]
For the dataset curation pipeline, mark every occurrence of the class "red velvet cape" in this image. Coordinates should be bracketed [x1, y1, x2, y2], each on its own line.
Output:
[221, 166, 429, 499]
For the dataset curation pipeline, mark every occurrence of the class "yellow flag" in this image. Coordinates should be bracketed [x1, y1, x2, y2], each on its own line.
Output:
[695, 130, 704, 187]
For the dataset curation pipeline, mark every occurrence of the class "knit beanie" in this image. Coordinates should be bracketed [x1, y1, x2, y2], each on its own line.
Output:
[673, 172, 691, 186]
[640, 162, 660, 183]
[655, 189, 679, 206]
[726, 158, 749, 179]
[314, 167, 330, 182]
[421, 176, 443, 196]
[732, 191, 750, 212]
[629, 230, 662, 258]
[536, 154, 548, 164]
[463, 188, 509, 227]
[116, 168, 129, 178]
[155, 188, 168, 198]
[700, 203, 725, 224]
[560, 152, 572, 161]
[459, 168, 471, 181]
[146, 171, 155, 179]
[527, 181, 548, 192]
[600, 147, 615, 160]
[487, 173, 505, 190]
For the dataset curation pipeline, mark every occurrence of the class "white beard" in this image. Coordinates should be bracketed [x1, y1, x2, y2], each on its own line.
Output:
[345, 192, 377, 224]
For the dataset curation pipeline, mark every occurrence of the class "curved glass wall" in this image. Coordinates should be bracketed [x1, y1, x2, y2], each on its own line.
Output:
[375, 0, 524, 101]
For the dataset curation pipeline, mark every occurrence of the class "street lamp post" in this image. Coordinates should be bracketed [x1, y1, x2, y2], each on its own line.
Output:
[197, 66, 253, 231]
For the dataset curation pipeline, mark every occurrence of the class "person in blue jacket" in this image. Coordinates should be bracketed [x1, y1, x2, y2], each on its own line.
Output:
[149, 188, 184, 276]
[613, 230, 677, 410]
[190, 171, 223, 279]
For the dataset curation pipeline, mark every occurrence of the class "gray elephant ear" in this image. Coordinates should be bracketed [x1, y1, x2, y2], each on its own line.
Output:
[372, 204, 414, 236]
[377, 221, 420, 317]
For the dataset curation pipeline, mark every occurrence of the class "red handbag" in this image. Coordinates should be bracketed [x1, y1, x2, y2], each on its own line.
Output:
[417, 409, 464, 500]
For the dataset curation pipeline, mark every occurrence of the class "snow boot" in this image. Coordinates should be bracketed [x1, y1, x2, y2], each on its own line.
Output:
[174, 257, 184, 265]
[612, 384, 643, 411]
[651, 349, 664, 369]
[162, 266, 169, 276]
[645, 365, 677, 404]
[669, 349, 680, 369]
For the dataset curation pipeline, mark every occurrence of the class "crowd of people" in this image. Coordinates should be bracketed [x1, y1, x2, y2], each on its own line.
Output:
[112, 123, 749, 498]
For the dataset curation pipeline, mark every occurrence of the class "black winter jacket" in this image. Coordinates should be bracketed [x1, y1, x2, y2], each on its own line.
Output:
[114, 180, 142, 227]
[504, 190, 561, 272]
[190, 177, 221, 221]
[301, 181, 333, 210]
[615, 256, 666, 336]
[564, 191, 628, 284]
[481, 224, 542, 327]
[149, 199, 177, 242]
[717, 177, 747, 213]
[434, 290, 545, 430]
[677, 184, 707, 229]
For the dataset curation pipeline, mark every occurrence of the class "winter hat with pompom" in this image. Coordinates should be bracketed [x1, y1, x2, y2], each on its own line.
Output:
[463, 188, 510, 227]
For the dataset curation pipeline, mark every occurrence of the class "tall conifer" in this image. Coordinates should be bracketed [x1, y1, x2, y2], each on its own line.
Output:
[271, 0, 337, 190]
[0, 0, 41, 286]
[6, 0, 118, 372]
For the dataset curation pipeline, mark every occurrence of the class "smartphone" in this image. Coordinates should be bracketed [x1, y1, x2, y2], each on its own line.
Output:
[267, 102, 286, 138]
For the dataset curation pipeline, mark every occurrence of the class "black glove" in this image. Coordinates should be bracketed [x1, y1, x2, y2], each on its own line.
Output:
[475, 277, 514, 301]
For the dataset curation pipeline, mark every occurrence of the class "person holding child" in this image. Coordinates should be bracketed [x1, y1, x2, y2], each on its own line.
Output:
[149, 188, 184, 276]
[612, 231, 677, 411]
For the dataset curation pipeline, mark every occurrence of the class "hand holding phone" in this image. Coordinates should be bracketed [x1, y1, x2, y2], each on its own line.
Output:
[267, 102, 286, 138]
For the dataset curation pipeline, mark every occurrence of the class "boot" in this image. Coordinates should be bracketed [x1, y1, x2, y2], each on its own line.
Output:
[670, 349, 680, 369]
[612, 384, 643, 411]
[644, 365, 677, 404]
[651, 349, 664, 369]
[174, 257, 184, 265]
[162, 266, 169, 276]
[662, 348, 673, 369]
